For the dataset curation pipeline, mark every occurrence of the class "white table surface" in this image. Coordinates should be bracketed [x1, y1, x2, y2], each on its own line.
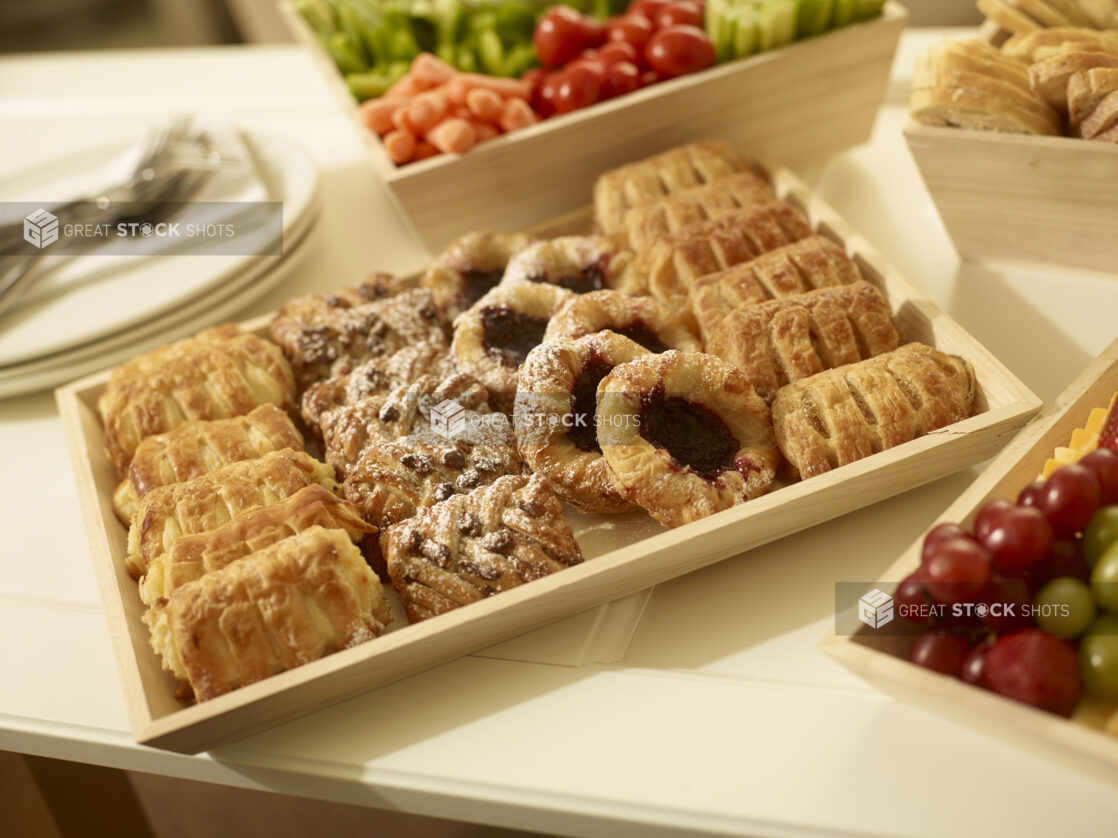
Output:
[2, 29, 1118, 838]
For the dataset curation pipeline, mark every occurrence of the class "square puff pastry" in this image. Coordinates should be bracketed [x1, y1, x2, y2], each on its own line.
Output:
[112, 404, 304, 526]
[125, 448, 337, 579]
[592, 139, 747, 235]
[139, 484, 375, 607]
[771, 343, 976, 480]
[98, 324, 295, 477]
[144, 526, 390, 702]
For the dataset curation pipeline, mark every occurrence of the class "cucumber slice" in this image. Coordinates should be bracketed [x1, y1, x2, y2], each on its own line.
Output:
[757, 1, 797, 52]
[831, 0, 856, 28]
[732, 6, 759, 59]
[797, 0, 835, 37]
[854, 0, 885, 20]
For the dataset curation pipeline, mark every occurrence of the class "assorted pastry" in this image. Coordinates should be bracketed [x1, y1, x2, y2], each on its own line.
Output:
[94, 138, 982, 705]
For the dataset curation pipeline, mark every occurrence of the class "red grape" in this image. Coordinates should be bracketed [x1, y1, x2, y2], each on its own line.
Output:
[981, 507, 1053, 575]
[1017, 481, 1045, 509]
[975, 498, 1015, 542]
[910, 630, 969, 676]
[1081, 448, 1118, 506]
[983, 629, 1080, 717]
[1040, 463, 1100, 536]
[1030, 537, 1089, 586]
[922, 537, 992, 606]
[921, 522, 970, 563]
[896, 571, 933, 625]
[979, 575, 1034, 633]
[961, 640, 992, 687]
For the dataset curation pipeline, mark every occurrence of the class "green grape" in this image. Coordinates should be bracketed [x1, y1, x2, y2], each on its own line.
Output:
[1091, 541, 1118, 612]
[1080, 614, 1118, 698]
[1085, 506, 1118, 568]
[1035, 577, 1096, 638]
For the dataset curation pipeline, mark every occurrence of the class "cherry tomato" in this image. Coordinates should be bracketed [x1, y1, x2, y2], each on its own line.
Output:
[604, 60, 642, 98]
[534, 72, 563, 118]
[555, 63, 605, 114]
[640, 69, 661, 86]
[606, 14, 654, 52]
[627, 0, 671, 22]
[521, 67, 548, 93]
[653, 1, 703, 29]
[581, 17, 607, 48]
[644, 24, 715, 78]
[535, 6, 593, 68]
[595, 41, 640, 66]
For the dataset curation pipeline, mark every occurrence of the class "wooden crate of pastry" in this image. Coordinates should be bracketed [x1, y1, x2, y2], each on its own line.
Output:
[821, 337, 1118, 784]
[905, 123, 1118, 274]
[282, 1, 907, 251]
[57, 165, 1041, 755]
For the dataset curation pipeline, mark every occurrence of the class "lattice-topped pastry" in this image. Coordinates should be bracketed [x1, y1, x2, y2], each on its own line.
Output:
[420, 231, 536, 320]
[593, 139, 748, 235]
[643, 201, 814, 317]
[707, 282, 900, 402]
[500, 236, 638, 295]
[689, 235, 863, 344]
[621, 169, 777, 251]
[145, 526, 390, 702]
[596, 351, 780, 528]
[381, 474, 583, 623]
[452, 283, 575, 412]
[112, 405, 304, 525]
[98, 324, 295, 477]
[125, 448, 337, 579]
[772, 343, 977, 480]
[515, 332, 651, 513]
[269, 281, 448, 392]
[543, 289, 700, 354]
[139, 484, 375, 607]
[320, 372, 494, 476]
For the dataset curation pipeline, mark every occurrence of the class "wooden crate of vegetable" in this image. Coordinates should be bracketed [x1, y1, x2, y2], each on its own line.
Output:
[283, 0, 907, 250]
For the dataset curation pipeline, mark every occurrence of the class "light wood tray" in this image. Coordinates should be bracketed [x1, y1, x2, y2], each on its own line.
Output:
[282, 1, 907, 250]
[57, 166, 1041, 755]
[822, 336, 1118, 784]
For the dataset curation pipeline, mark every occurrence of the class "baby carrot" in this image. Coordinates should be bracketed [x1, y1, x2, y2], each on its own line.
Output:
[413, 141, 440, 161]
[465, 88, 503, 124]
[475, 122, 499, 143]
[407, 90, 449, 134]
[411, 52, 455, 88]
[446, 73, 531, 104]
[391, 104, 420, 135]
[359, 97, 404, 136]
[383, 129, 417, 165]
[427, 118, 478, 155]
[499, 97, 539, 132]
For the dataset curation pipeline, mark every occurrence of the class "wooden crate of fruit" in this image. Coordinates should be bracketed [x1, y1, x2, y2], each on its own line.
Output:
[283, 0, 907, 250]
[822, 337, 1118, 784]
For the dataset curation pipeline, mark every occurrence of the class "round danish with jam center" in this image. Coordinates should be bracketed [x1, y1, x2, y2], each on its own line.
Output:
[544, 289, 701, 354]
[515, 333, 651, 514]
[596, 351, 779, 528]
[452, 283, 574, 412]
[420, 232, 536, 321]
[501, 236, 638, 295]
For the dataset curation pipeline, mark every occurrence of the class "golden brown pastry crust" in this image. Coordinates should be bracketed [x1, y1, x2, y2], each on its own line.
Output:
[144, 526, 389, 702]
[126, 448, 337, 579]
[381, 474, 583, 623]
[706, 282, 900, 402]
[595, 351, 779, 528]
[139, 484, 375, 606]
[112, 404, 304, 526]
[451, 283, 574, 412]
[500, 236, 638, 295]
[593, 139, 747, 235]
[269, 282, 447, 392]
[543, 289, 701, 354]
[515, 333, 651, 513]
[420, 231, 536, 320]
[771, 343, 977, 480]
[98, 325, 295, 477]
[620, 169, 776, 251]
[643, 201, 814, 318]
[689, 235, 863, 344]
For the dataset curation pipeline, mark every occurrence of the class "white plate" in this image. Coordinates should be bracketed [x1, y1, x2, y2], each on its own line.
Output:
[0, 210, 320, 399]
[0, 130, 318, 367]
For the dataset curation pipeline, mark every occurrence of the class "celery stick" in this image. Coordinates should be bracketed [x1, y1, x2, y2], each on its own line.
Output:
[477, 28, 505, 75]
[831, 0, 855, 27]
[732, 5, 759, 58]
[797, 0, 834, 36]
[854, 0, 886, 19]
[757, 1, 796, 52]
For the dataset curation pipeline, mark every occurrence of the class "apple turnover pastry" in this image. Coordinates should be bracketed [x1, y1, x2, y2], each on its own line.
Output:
[688, 235, 863, 344]
[620, 168, 777, 251]
[500, 236, 638, 295]
[596, 351, 779, 528]
[515, 333, 651, 513]
[593, 139, 748, 235]
[270, 283, 448, 392]
[125, 448, 337, 579]
[98, 324, 295, 477]
[139, 484, 375, 606]
[381, 474, 583, 623]
[112, 404, 304, 525]
[145, 526, 390, 702]
[771, 343, 977, 480]
[707, 282, 900, 402]
[452, 283, 575, 412]
[643, 201, 814, 317]
[543, 289, 700, 354]
[420, 231, 536, 320]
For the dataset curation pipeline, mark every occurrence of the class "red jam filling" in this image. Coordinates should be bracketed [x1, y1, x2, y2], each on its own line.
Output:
[529, 256, 610, 295]
[613, 319, 670, 353]
[569, 355, 614, 454]
[640, 391, 738, 480]
[480, 306, 549, 368]
[460, 267, 505, 308]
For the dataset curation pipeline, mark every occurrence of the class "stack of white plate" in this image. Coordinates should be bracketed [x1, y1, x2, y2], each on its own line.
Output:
[0, 130, 320, 398]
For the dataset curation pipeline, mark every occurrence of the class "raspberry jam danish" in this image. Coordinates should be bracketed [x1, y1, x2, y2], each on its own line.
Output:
[544, 289, 701, 354]
[420, 231, 536, 321]
[596, 351, 780, 528]
[501, 236, 638, 295]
